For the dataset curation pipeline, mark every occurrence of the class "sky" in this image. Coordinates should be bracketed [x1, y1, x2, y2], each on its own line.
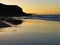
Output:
[0, 0, 60, 14]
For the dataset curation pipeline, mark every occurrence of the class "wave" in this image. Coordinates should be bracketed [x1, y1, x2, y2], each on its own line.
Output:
[21, 15, 60, 21]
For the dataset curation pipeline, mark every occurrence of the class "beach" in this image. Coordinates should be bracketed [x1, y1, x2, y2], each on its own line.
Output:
[0, 19, 60, 45]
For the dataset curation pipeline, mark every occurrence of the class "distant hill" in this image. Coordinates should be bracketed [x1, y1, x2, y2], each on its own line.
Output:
[0, 3, 31, 17]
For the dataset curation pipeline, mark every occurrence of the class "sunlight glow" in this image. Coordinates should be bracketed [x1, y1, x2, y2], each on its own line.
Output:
[0, 0, 60, 14]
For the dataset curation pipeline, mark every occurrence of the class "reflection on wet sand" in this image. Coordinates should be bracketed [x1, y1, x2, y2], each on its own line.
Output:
[0, 19, 60, 45]
[0, 19, 60, 33]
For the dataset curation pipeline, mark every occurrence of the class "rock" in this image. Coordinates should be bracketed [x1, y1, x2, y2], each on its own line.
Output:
[5, 18, 23, 25]
[0, 21, 11, 28]
[0, 3, 23, 17]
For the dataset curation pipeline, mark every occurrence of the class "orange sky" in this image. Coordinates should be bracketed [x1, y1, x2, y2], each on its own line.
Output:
[0, 0, 60, 14]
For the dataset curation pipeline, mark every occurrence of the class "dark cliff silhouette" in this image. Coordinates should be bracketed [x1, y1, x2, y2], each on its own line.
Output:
[0, 3, 31, 17]
[0, 3, 29, 28]
[0, 3, 32, 28]
[0, 3, 23, 17]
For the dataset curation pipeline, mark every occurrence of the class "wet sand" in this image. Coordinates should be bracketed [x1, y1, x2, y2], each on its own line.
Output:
[0, 19, 60, 45]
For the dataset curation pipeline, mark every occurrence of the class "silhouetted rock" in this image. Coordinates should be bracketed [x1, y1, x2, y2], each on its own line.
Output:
[22, 12, 32, 16]
[0, 3, 23, 17]
[0, 3, 32, 27]
[0, 21, 11, 28]
[0, 3, 32, 17]
[5, 18, 23, 25]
